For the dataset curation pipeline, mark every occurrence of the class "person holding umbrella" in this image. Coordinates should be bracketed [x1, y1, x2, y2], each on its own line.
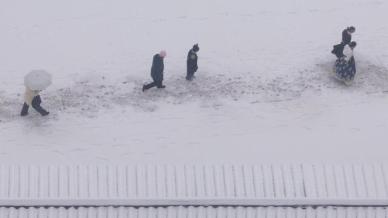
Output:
[21, 70, 51, 116]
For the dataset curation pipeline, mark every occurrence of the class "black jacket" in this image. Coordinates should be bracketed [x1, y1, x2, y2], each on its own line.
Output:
[342, 29, 351, 45]
[332, 43, 345, 58]
[187, 49, 198, 73]
[151, 54, 164, 82]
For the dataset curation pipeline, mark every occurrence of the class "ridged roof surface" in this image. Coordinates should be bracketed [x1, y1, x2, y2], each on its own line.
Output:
[0, 164, 387, 207]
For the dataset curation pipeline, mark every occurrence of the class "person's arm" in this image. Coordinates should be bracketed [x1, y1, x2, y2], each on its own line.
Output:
[188, 52, 197, 70]
[194, 54, 198, 70]
[342, 30, 350, 44]
[342, 30, 346, 41]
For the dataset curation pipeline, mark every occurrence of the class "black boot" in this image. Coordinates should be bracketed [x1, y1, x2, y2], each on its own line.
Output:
[20, 103, 29, 116]
[32, 96, 49, 116]
[41, 111, 50, 116]
[156, 81, 165, 88]
[143, 82, 157, 91]
[186, 72, 195, 81]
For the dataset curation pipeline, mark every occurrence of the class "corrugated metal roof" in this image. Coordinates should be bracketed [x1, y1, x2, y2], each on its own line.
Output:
[0, 164, 388, 207]
[0, 207, 388, 218]
[0, 206, 388, 218]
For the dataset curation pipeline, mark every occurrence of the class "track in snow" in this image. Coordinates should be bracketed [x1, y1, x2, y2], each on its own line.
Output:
[1, 59, 388, 123]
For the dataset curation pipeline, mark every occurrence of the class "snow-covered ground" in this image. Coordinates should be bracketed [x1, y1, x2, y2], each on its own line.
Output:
[1, 0, 388, 164]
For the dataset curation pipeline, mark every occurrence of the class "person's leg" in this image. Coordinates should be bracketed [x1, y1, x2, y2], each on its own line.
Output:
[192, 69, 197, 78]
[31, 95, 49, 116]
[156, 81, 165, 88]
[143, 82, 157, 91]
[20, 103, 29, 116]
[186, 71, 194, 80]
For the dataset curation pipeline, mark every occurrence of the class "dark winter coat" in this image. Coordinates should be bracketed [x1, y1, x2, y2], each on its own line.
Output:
[332, 43, 345, 58]
[151, 54, 164, 82]
[342, 29, 352, 45]
[187, 49, 198, 73]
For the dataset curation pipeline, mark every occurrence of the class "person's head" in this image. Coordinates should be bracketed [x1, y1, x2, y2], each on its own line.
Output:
[349, 41, 357, 49]
[193, 44, 199, 52]
[347, 26, 356, 34]
[159, 50, 167, 58]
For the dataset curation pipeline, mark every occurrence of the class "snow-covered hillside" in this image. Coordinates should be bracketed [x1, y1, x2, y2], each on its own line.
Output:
[0, 0, 388, 164]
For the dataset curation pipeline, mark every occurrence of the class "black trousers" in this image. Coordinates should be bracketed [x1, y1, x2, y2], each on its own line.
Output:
[21, 95, 49, 116]
[143, 80, 163, 90]
[186, 70, 196, 80]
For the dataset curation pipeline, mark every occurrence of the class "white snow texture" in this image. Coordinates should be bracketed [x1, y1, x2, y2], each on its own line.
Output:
[0, 0, 388, 164]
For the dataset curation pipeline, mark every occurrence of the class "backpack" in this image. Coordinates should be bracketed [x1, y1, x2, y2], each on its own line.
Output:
[331, 43, 345, 58]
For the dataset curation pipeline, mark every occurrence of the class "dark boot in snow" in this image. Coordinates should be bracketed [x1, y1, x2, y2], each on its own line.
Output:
[41, 111, 50, 116]
[143, 82, 157, 91]
[155, 81, 165, 89]
[186, 71, 195, 81]
[31, 96, 49, 116]
[143, 81, 164, 90]
[20, 103, 29, 116]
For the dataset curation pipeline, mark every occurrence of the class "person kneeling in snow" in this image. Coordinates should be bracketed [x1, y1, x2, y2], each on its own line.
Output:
[20, 87, 49, 116]
[186, 44, 199, 81]
[142, 50, 167, 91]
[333, 41, 357, 85]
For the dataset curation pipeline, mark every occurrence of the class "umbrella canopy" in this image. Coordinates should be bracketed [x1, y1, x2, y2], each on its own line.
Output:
[24, 70, 52, 91]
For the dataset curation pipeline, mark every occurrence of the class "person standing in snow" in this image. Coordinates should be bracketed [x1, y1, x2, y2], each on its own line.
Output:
[186, 44, 199, 81]
[332, 26, 356, 58]
[342, 26, 356, 46]
[333, 41, 357, 85]
[20, 88, 49, 116]
[143, 50, 167, 91]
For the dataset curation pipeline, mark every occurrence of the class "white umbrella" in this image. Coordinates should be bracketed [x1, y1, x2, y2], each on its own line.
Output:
[24, 70, 52, 91]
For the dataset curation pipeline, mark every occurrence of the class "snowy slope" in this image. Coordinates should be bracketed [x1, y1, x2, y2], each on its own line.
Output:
[0, 0, 388, 164]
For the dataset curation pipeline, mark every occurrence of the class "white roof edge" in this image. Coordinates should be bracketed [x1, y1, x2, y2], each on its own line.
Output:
[0, 198, 388, 207]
